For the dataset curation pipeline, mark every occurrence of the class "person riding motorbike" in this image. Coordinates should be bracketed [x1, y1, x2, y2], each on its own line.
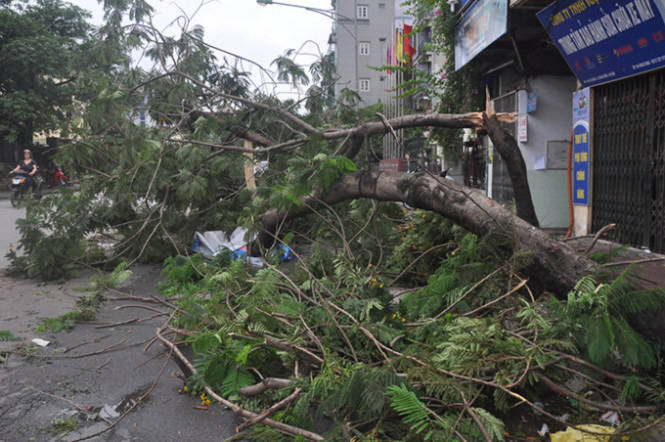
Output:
[9, 149, 39, 194]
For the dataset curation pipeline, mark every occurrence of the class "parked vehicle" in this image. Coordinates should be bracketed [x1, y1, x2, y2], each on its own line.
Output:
[9, 170, 40, 207]
[45, 165, 69, 187]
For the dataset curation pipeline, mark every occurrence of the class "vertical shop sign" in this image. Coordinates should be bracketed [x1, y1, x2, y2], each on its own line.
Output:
[572, 88, 590, 204]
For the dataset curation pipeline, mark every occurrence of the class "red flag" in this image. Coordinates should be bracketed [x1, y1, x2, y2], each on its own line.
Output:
[403, 24, 416, 65]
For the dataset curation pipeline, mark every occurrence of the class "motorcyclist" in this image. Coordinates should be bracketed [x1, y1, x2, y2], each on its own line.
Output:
[9, 149, 39, 194]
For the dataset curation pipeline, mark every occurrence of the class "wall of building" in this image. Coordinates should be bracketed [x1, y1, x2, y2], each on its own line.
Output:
[335, 1, 393, 105]
[516, 76, 576, 169]
[527, 170, 569, 228]
[513, 75, 577, 228]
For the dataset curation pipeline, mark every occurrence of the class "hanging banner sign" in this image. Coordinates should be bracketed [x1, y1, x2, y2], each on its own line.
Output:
[572, 88, 590, 205]
[454, 0, 508, 70]
[518, 115, 528, 142]
[537, 0, 665, 87]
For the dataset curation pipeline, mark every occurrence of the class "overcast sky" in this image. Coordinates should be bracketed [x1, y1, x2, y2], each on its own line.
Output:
[71, 0, 333, 98]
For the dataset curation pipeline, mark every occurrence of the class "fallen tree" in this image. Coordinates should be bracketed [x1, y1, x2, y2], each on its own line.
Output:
[260, 170, 596, 296]
[7, 3, 665, 441]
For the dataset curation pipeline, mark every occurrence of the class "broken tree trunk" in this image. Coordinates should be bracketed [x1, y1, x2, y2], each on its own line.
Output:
[259, 171, 598, 296]
[483, 113, 540, 227]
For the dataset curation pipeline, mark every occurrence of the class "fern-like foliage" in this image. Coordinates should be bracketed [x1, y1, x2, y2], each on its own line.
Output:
[546, 270, 664, 369]
[399, 233, 503, 320]
[387, 384, 446, 440]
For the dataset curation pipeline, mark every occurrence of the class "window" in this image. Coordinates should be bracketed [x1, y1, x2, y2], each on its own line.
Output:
[379, 3, 386, 9]
[357, 5, 368, 19]
[359, 79, 370, 92]
[359, 42, 370, 56]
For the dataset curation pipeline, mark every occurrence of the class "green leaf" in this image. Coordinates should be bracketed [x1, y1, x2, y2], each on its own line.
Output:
[221, 366, 255, 398]
[585, 317, 612, 364]
[192, 333, 219, 355]
[235, 344, 252, 364]
[203, 354, 229, 386]
[620, 376, 642, 404]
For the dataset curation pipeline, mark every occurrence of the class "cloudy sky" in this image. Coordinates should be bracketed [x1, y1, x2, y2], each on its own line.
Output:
[71, 0, 333, 97]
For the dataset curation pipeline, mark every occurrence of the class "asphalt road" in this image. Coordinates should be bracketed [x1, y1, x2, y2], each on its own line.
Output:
[0, 266, 239, 442]
[0, 204, 240, 441]
[0, 196, 24, 269]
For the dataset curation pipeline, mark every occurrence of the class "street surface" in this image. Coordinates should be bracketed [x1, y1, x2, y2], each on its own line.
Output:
[0, 208, 238, 441]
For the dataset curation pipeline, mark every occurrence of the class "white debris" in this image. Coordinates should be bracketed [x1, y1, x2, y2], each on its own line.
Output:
[31, 338, 50, 347]
[600, 410, 620, 425]
[99, 404, 120, 420]
[192, 228, 250, 258]
[538, 423, 550, 437]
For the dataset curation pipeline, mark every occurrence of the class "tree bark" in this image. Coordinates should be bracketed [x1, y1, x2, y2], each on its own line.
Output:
[260, 171, 598, 296]
[324, 112, 515, 142]
[483, 113, 540, 227]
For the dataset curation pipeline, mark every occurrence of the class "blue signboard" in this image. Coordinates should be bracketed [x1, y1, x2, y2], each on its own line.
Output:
[527, 91, 537, 113]
[454, 0, 508, 71]
[537, 0, 665, 87]
[572, 88, 590, 205]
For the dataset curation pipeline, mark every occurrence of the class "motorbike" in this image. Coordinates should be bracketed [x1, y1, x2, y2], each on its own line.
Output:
[9, 171, 41, 207]
[46, 166, 69, 187]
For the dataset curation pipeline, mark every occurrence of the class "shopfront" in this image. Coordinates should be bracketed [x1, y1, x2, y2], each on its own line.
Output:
[538, 0, 665, 251]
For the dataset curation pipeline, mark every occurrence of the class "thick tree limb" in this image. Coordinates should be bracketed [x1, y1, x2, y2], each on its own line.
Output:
[483, 113, 539, 227]
[325, 112, 515, 143]
[238, 129, 276, 147]
[177, 111, 514, 157]
[260, 171, 598, 295]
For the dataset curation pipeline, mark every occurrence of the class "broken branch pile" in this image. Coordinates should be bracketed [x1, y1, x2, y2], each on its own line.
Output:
[154, 210, 665, 441]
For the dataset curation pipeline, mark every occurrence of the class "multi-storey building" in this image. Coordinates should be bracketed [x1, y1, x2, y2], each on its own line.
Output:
[334, 1, 394, 105]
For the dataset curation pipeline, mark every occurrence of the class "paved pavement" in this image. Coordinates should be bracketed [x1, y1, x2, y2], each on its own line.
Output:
[0, 266, 238, 442]
[0, 204, 239, 441]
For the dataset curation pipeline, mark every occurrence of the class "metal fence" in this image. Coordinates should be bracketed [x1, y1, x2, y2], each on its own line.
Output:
[592, 69, 665, 253]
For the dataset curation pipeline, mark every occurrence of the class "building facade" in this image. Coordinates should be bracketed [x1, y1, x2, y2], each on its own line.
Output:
[454, 0, 665, 251]
[334, 0, 394, 105]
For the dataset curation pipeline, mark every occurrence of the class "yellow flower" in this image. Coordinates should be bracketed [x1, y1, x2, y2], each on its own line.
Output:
[401, 317, 406, 323]
[200, 393, 207, 400]
[183, 386, 188, 392]
[421, 214, 426, 220]
[178, 389, 183, 394]
[392, 313, 397, 319]
[621, 437, 630, 441]
[379, 283, 384, 289]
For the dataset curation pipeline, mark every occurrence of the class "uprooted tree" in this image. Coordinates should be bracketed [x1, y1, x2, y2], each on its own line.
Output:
[6, 1, 665, 440]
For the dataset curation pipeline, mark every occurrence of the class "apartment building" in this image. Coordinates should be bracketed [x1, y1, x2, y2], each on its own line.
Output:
[334, 1, 394, 104]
